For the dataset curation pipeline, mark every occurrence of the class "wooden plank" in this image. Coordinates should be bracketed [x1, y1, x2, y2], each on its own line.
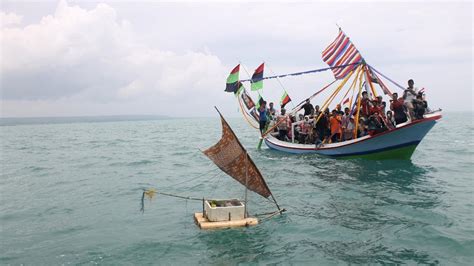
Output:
[194, 212, 258, 229]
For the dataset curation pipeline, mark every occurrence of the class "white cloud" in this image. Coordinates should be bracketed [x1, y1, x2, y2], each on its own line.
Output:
[0, 1, 472, 117]
[1, 0, 229, 116]
[0, 11, 22, 26]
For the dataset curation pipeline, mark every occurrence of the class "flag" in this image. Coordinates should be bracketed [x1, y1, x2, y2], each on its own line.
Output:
[225, 64, 240, 93]
[241, 89, 255, 110]
[350, 94, 360, 116]
[203, 111, 272, 198]
[255, 95, 265, 109]
[342, 97, 349, 106]
[251, 63, 264, 91]
[280, 91, 291, 108]
[322, 29, 363, 79]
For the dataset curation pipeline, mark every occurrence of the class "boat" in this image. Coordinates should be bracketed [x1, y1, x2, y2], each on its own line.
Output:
[224, 28, 442, 160]
[141, 107, 284, 229]
[264, 111, 441, 159]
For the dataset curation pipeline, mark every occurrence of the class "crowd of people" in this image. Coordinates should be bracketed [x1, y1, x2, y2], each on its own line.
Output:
[257, 79, 430, 145]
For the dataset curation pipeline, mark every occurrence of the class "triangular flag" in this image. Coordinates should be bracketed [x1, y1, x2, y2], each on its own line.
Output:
[251, 63, 264, 91]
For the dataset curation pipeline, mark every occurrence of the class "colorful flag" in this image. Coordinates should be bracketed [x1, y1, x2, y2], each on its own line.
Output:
[280, 91, 291, 108]
[255, 95, 265, 109]
[342, 97, 349, 106]
[322, 30, 363, 79]
[241, 89, 255, 110]
[225, 64, 240, 93]
[251, 63, 264, 91]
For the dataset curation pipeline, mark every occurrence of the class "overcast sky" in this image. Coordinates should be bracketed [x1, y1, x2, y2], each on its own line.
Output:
[1, 0, 472, 117]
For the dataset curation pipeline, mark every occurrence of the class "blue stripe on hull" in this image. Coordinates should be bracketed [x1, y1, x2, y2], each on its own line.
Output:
[328, 140, 420, 157]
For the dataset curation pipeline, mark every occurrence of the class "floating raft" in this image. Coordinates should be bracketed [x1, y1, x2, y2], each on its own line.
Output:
[194, 212, 258, 229]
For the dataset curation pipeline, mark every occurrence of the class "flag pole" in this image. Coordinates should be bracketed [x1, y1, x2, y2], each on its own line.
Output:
[268, 65, 296, 110]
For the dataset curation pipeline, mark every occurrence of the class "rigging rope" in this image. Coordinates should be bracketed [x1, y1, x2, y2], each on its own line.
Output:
[367, 65, 405, 91]
[239, 63, 360, 82]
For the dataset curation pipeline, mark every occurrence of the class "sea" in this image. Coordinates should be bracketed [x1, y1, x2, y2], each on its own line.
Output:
[1, 112, 473, 265]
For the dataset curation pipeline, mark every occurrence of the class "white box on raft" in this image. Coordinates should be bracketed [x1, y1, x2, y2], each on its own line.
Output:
[194, 212, 258, 229]
[204, 199, 245, 222]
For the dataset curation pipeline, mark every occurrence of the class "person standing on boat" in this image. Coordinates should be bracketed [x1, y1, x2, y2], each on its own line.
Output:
[268, 102, 276, 118]
[341, 107, 351, 141]
[258, 101, 268, 134]
[329, 109, 342, 143]
[345, 116, 355, 140]
[390, 92, 408, 125]
[360, 91, 371, 118]
[276, 108, 290, 141]
[301, 99, 314, 116]
[315, 109, 329, 142]
[404, 79, 418, 120]
[412, 93, 428, 119]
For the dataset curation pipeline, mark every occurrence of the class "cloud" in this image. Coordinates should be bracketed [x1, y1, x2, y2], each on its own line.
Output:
[0, 11, 22, 26]
[0, 0, 227, 109]
[0, 1, 472, 117]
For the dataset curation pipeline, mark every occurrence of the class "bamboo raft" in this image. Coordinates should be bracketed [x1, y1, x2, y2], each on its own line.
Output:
[194, 212, 258, 229]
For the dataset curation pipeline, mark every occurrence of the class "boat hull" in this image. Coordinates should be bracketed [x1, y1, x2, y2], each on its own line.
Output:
[264, 112, 441, 159]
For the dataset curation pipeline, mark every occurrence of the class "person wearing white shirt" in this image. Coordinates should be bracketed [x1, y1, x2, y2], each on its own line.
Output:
[403, 79, 418, 121]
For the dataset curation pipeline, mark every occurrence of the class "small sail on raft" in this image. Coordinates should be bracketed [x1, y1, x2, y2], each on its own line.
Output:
[225, 28, 442, 160]
[141, 108, 284, 229]
[197, 108, 284, 229]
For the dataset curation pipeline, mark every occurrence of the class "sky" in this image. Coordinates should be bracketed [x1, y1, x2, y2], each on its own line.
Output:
[1, 0, 472, 118]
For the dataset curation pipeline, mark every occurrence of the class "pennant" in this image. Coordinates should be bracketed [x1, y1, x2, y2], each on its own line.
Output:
[251, 63, 264, 91]
[322, 30, 363, 79]
[225, 64, 240, 93]
[342, 97, 350, 106]
[280, 91, 291, 108]
[255, 95, 265, 109]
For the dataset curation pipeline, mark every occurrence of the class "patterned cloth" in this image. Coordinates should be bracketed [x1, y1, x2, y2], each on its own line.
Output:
[203, 115, 272, 198]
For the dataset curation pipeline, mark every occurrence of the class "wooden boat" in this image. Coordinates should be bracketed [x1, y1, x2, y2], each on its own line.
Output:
[264, 111, 441, 159]
[224, 28, 441, 160]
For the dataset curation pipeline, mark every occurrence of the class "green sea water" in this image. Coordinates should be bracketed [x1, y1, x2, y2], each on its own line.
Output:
[1, 112, 473, 265]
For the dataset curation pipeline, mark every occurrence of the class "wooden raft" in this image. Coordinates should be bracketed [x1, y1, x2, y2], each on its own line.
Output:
[194, 213, 258, 229]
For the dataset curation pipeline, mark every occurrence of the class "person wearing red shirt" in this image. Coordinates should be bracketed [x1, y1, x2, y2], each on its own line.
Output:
[390, 92, 408, 125]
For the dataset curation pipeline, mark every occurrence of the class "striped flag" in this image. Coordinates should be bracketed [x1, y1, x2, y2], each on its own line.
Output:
[225, 64, 240, 93]
[251, 63, 264, 91]
[280, 91, 291, 108]
[322, 30, 363, 79]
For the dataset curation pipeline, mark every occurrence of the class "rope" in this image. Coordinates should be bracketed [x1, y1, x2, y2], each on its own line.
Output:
[164, 165, 220, 188]
[367, 65, 405, 91]
[239, 63, 360, 82]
